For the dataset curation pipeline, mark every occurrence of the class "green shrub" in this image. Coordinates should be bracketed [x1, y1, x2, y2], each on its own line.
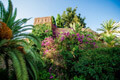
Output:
[73, 75, 86, 80]
[38, 70, 52, 80]
[32, 24, 53, 41]
[59, 47, 120, 80]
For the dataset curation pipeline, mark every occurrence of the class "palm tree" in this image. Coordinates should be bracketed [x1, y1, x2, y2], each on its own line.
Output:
[0, 0, 42, 80]
[97, 19, 120, 35]
[97, 19, 120, 47]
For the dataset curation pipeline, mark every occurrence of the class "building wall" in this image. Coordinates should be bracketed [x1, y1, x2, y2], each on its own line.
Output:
[34, 16, 52, 26]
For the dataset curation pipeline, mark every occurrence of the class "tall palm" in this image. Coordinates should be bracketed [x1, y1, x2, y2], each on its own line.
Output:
[97, 19, 120, 35]
[0, 0, 42, 80]
[97, 19, 120, 47]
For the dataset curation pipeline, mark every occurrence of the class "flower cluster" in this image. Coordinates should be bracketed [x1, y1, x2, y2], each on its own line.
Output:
[41, 37, 58, 58]
[57, 32, 97, 50]
[60, 32, 70, 41]
[45, 30, 49, 33]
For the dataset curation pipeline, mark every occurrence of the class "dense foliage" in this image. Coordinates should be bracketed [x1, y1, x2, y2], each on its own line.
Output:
[56, 14, 63, 28]
[41, 30, 120, 80]
[58, 47, 120, 80]
[52, 16, 56, 25]
[32, 24, 53, 41]
[40, 27, 120, 80]
[0, 0, 120, 80]
[61, 7, 86, 28]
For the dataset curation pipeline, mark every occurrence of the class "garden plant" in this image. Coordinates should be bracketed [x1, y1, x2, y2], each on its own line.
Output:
[0, 0, 120, 80]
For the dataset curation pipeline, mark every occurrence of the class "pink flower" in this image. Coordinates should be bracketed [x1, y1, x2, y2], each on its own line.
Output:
[86, 42, 88, 44]
[66, 32, 70, 37]
[76, 33, 80, 37]
[93, 42, 96, 45]
[63, 33, 66, 35]
[53, 48, 56, 51]
[50, 76, 53, 79]
[45, 50, 49, 54]
[81, 35, 84, 39]
[87, 38, 93, 41]
[41, 42, 45, 46]
[86, 34, 90, 37]
[45, 42, 50, 46]
[61, 36, 65, 41]
[45, 30, 48, 33]
[50, 37, 53, 41]
[78, 38, 83, 43]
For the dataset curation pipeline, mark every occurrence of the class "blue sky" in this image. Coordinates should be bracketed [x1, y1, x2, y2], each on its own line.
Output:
[1, 0, 120, 32]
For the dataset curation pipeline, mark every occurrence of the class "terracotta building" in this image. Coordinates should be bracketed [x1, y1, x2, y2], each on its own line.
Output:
[34, 16, 52, 26]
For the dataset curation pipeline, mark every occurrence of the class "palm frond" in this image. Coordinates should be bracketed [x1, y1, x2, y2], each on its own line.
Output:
[0, 1, 43, 80]
[111, 30, 120, 33]
[0, 39, 9, 47]
[6, 0, 13, 24]
[9, 50, 22, 80]
[11, 18, 30, 29]
[25, 54, 39, 80]
[98, 19, 119, 35]
[0, 1, 6, 20]
[9, 49, 29, 80]
[9, 8, 17, 28]
[14, 34, 41, 48]
[12, 25, 33, 33]
[97, 28, 105, 32]
[13, 28, 32, 36]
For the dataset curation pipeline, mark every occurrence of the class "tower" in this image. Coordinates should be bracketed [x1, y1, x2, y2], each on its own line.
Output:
[34, 16, 52, 26]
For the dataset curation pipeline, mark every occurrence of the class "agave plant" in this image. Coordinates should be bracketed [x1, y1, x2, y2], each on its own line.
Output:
[0, 0, 42, 80]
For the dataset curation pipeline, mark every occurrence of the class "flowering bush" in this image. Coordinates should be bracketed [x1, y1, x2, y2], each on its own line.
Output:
[41, 29, 100, 79]
[41, 36, 65, 69]
[56, 31, 97, 52]
[41, 37, 58, 59]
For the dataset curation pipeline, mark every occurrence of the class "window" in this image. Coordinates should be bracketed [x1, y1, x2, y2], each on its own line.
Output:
[45, 19, 46, 22]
